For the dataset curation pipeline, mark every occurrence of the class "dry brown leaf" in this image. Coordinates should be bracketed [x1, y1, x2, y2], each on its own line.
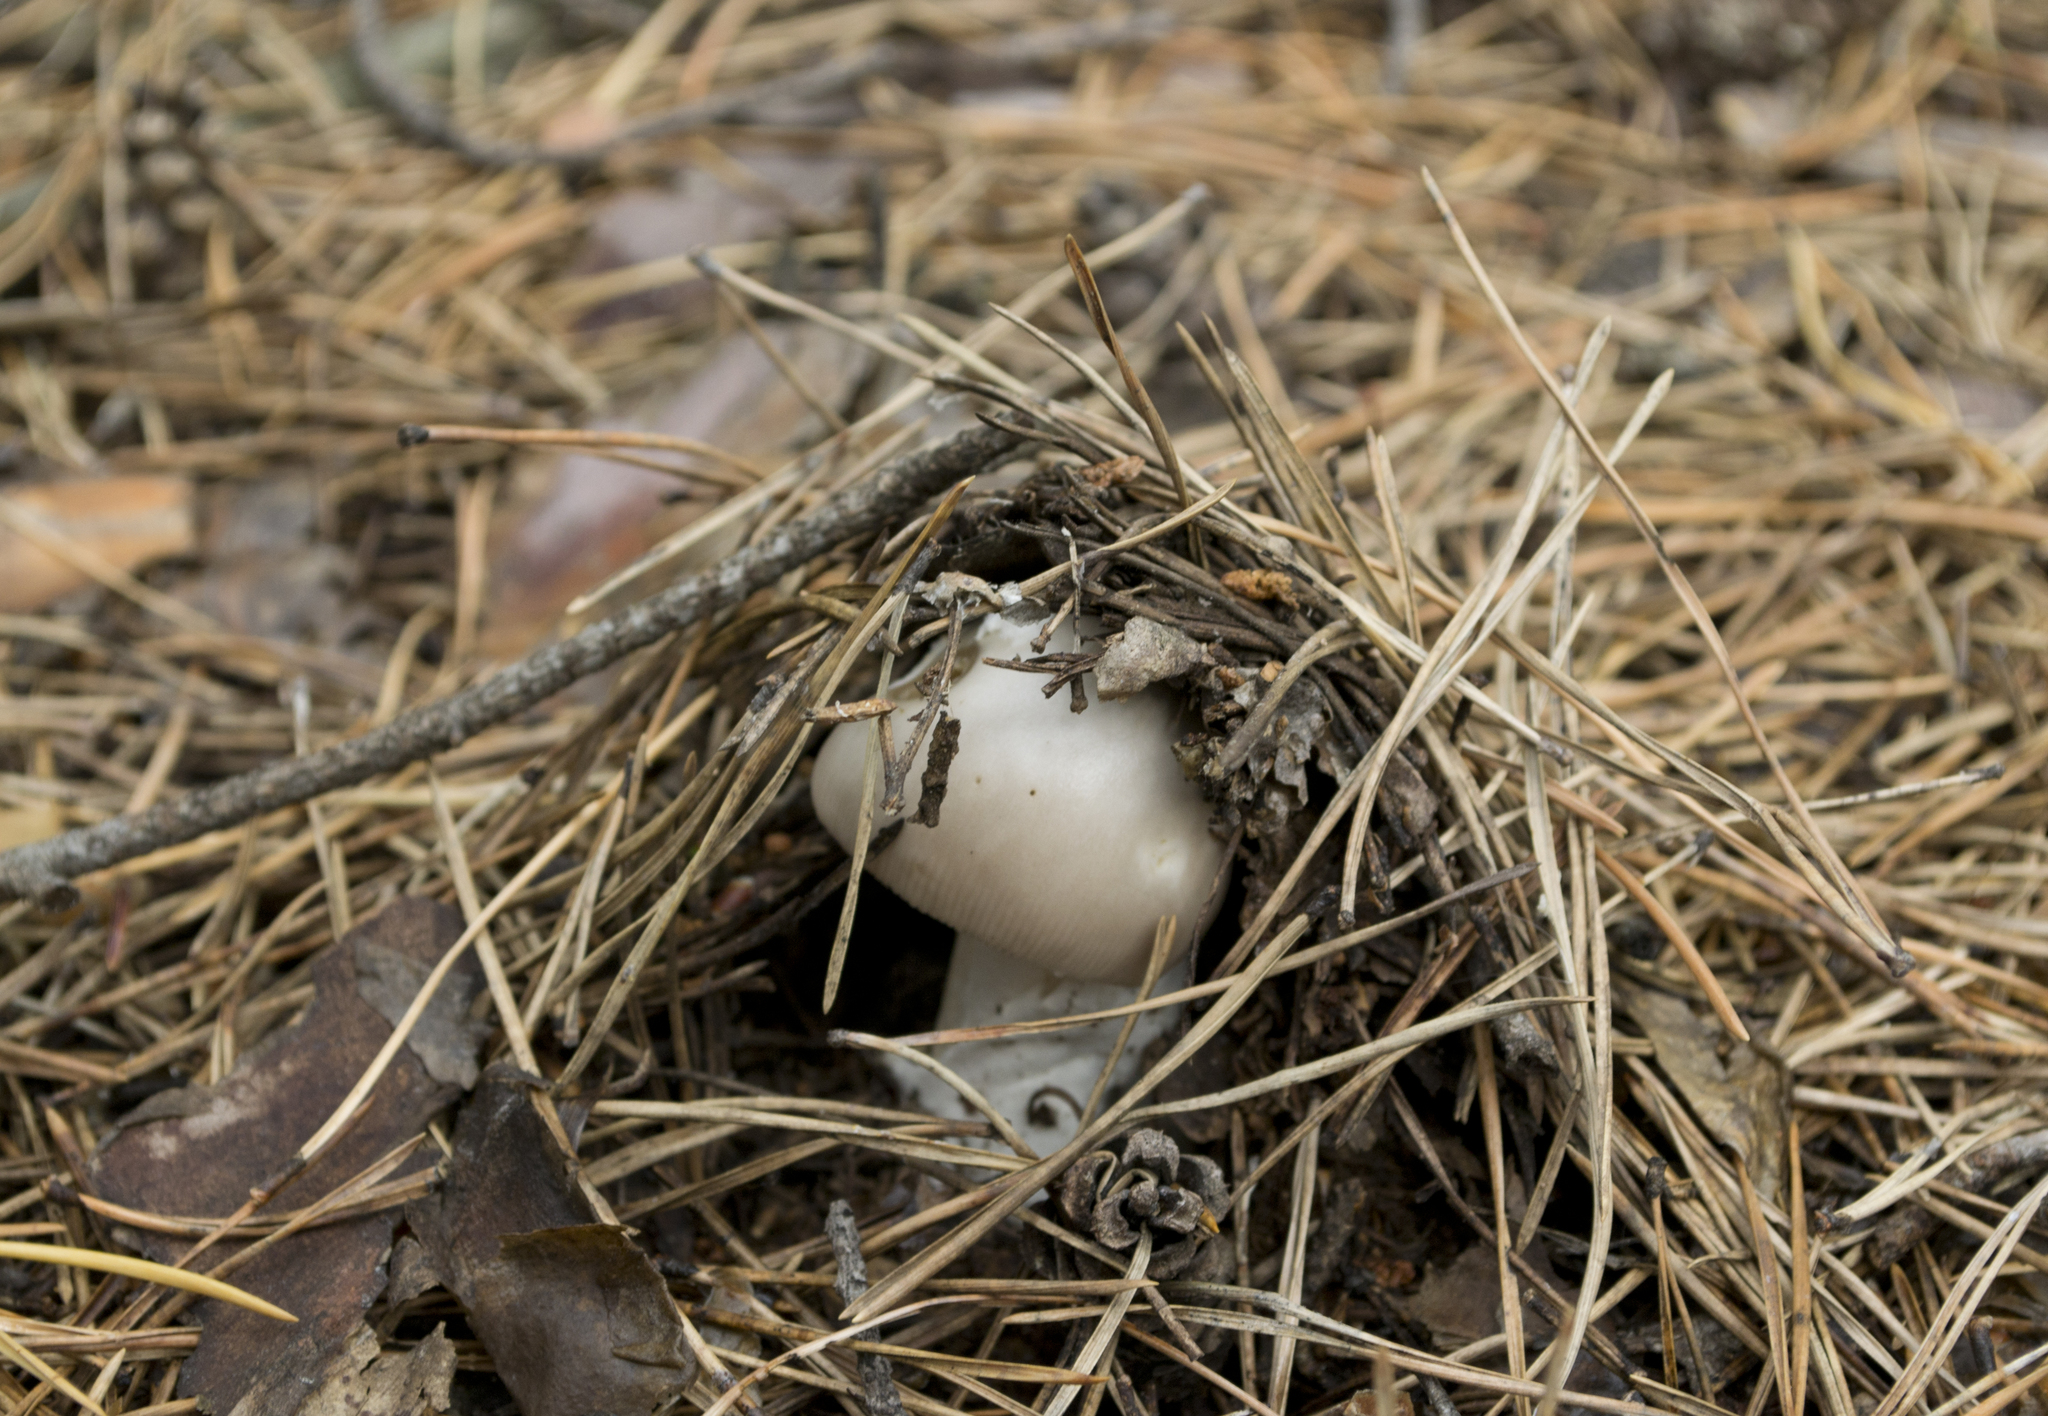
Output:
[1619, 979, 1787, 1199]
[90, 899, 484, 1416]
[0, 475, 194, 612]
[482, 322, 873, 656]
[293, 1324, 456, 1416]
[405, 1065, 696, 1416]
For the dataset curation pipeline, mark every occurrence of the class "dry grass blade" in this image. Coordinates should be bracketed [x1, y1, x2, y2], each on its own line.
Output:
[988, 304, 1144, 432]
[1268, 1123, 1318, 1412]
[3, 8, 2046, 1411]
[675, 1305, 1102, 1385]
[1872, 1169, 2048, 1416]
[699, 1297, 967, 1416]
[0, 1242, 294, 1323]
[1042, 1229, 1148, 1416]
[1595, 844, 1746, 1040]
[399, 422, 764, 478]
[1126, 996, 1582, 1122]
[1787, 1118, 1813, 1416]
[1946, 1347, 2048, 1416]
[0, 1323, 107, 1416]
[1422, 169, 1907, 978]
[301, 784, 618, 1163]
[1734, 1157, 1792, 1416]
[829, 1032, 1037, 1161]
[821, 602, 901, 1015]
[844, 915, 1312, 1322]
[1063, 235, 1200, 563]
[1078, 917, 1174, 1129]
[429, 769, 537, 1073]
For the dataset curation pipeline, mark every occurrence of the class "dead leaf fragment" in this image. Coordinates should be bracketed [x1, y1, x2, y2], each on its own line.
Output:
[1075, 454, 1144, 488]
[1619, 980, 1786, 1198]
[1406, 1244, 1501, 1345]
[353, 935, 492, 1089]
[406, 1065, 696, 1416]
[1220, 566, 1299, 609]
[1346, 1386, 1414, 1416]
[90, 898, 484, 1416]
[383, 1236, 440, 1308]
[0, 475, 194, 613]
[485, 321, 872, 655]
[293, 1324, 455, 1416]
[480, 1229, 695, 1389]
[1094, 617, 1208, 699]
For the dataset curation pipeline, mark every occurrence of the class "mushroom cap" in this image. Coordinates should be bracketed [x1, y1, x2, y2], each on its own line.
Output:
[810, 612, 1223, 984]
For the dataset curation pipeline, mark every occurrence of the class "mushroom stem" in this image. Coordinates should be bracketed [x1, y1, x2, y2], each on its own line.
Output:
[882, 931, 1181, 1152]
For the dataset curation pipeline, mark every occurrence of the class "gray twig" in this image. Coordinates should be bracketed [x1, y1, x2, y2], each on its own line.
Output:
[0, 426, 1021, 907]
[349, 0, 1173, 172]
[1385, 0, 1428, 94]
[827, 1199, 905, 1416]
[1865, 1126, 2048, 1268]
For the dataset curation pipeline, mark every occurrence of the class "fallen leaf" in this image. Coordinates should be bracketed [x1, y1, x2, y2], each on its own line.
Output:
[698, 1274, 762, 1359]
[171, 475, 368, 645]
[406, 1064, 696, 1416]
[1619, 980, 1786, 1199]
[0, 475, 193, 613]
[352, 932, 492, 1090]
[1094, 617, 1208, 699]
[1405, 1244, 1501, 1345]
[90, 898, 485, 1416]
[294, 1324, 455, 1416]
[382, 1235, 440, 1308]
[482, 322, 874, 657]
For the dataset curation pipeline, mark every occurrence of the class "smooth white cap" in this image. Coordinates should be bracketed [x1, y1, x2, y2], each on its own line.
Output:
[811, 613, 1223, 984]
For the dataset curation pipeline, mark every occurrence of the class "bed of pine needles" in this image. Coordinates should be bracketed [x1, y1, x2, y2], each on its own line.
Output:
[1, 1, 2047, 1415]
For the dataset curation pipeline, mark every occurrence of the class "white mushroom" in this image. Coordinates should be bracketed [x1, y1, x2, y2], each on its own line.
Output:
[810, 610, 1224, 1149]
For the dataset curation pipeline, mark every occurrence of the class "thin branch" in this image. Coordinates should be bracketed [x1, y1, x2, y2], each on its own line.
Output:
[0, 425, 1022, 906]
[349, 0, 1173, 172]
